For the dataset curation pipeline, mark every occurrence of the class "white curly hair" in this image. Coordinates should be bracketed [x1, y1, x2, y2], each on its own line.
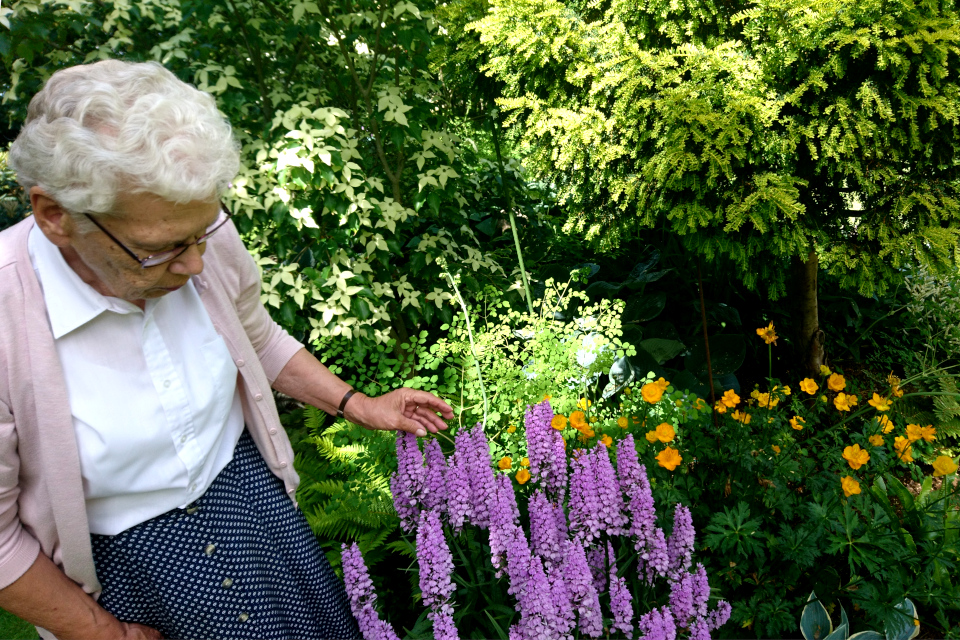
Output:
[8, 59, 239, 230]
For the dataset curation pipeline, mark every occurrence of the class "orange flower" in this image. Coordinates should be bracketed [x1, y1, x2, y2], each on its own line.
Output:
[894, 436, 914, 463]
[641, 383, 665, 404]
[721, 389, 740, 408]
[656, 447, 682, 471]
[600, 435, 613, 447]
[799, 378, 819, 395]
[771, 445, 781, 454]
[570, 411, 588, 430]
[714, 402, 728, 414]
[868, 435, 884, 447]
[834, 393, 858, 412]
[655, 377, 670, 391]
[617, 416, 629, 428]
[551, 415, 568, 430]
[867, 393, 891, 411]
[515, 468, 531, 484]
[755, 392, 779, 409]
[693, 398, 707, 410]
[654, 422, 676, 443]
[789, 416, 806, 431]
[756, 322, 778, 345]
[920, 425, 936, 442]
[887, 372, 904, 398]
[732, 410, 751, 424]
[877, 415, 894, 434]
[841, 476, 861, 497]
[498, 456, 512, 470]
[520, 457, 530, 467]
[645, 430, 659, 443]
[507, 425, 517, 434]
[827, 373, 846, 392]
[842, 444, 870, 471]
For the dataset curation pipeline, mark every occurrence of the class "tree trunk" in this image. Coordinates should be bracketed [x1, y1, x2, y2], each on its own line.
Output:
[794, 248, 825, 376]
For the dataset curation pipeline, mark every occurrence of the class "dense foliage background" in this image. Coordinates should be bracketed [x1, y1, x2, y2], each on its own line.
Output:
[2, 0, 960, 637]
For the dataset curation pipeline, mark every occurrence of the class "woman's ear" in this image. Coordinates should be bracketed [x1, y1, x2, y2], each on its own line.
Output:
[30, 187, 76, 248]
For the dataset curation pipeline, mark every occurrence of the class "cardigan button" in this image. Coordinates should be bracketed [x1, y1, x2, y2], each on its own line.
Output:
[236, 359, 245, 367]
[204, 543, 216, 556]
[238, 612, 250, 623]
[254, 393, 263, 401]
[280, 461, 288, 468]
[221, 578, 234, 589]
[269, 428, 278, 435]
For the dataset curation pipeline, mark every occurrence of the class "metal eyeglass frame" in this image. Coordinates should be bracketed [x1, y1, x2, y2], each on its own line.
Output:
[82, 206, 233, 269]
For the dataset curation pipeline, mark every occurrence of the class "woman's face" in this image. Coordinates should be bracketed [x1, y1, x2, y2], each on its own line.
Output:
[49, 192, 221, 305]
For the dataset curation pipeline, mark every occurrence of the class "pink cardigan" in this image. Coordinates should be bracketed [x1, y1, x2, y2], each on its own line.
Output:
[0, 217, 305, 611]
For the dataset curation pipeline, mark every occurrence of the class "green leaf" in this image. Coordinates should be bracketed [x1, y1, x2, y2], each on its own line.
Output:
[638, 338, 685, 365]
[684, 334, 746, 377]
[622, 292, 667, 323]
[585, 280, 622, 299]
[800, 591, 833, 640]
[886, 599, 920, 640]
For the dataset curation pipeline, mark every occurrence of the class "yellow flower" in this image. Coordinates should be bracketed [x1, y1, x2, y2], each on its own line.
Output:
[827, 373, 846, 392]
[756, 322, 778, 345]
[799, 378, 819, 395]
[789, 416, 806, 431]
[520, 457, 530, 467]
[714, 401, 728, 414]
[820, 365, 832, 376]
[617, 416, 628, 428]
[877, 414, 894, 434]
[582, 428, 595, 438]
[577, 397, 592, 410]
[655, 377, 671, 391]
[842, 444, 870, 470]
[868, 435, 884, 447]
[834, 393, 858, 412]
[515, 468, 531, 484]
[841, 476, 861, 497]
[551, 415, 568, 430]
[641, 383, 665, 404]
[498, 456, 512, 470]
[867, 393, 891, 411]
[624, 387, 632, 395]
[887, 372, 904, 397]
[507, 425, 517, 434]
[645, 430, 659, 443]
[772, 445, 781, 454]
[932, 456, 958, 477]
[894, 436, 914, 463]
[656, 447, 683, 471]
[654, 422, 676, 443]
[589, 416, 598, 424]
[782, 386, 792, 396]
[732, 410, 752, 424]
[720, 389, 740, 408]
[600, 435, 613, 447]
[905, 424, 923, 443]
[693, 398, 707, 410]
[755, 392, 779, 409]
[570, 411, 588, 430]
[820, 395, 828, 403]
[920, 425, 936, 442]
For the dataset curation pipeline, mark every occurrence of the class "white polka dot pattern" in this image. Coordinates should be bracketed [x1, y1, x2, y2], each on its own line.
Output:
[91, 431, 360, 640]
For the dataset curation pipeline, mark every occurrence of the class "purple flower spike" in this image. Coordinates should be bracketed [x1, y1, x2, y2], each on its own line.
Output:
[547, 565, 575, 637]
[585, 545, 606, 595]
[489, 474, 521, 575]
[667, 504, 696, 579]
[644, 526, 670, 583]
[618, 436, 662, 578]
[637, 606, 677, 640]
[607, 542, 634, 638]
[568, 450, 602, 546]
[525, 401, 568, 500]
[592, 443, 628, 535]
[509, 625, 522, 640]
[340, 542, 401, 640]
[529, 491, 566, 571]
[561, 540, 603, 637]
[468, 425, 497, 529]
[668, 570, 696, 627]
[691, 563, 711, 620]
[391, 431, 424, 532]
[707, 601, 732, 631]
[518, 553, 568, 640]
[416, 510, 459, 640]
[446, 430, 474, 532]
[422, 439, 448, 514]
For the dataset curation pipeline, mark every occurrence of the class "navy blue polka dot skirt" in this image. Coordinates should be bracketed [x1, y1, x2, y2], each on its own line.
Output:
[90, 431, 360, 640]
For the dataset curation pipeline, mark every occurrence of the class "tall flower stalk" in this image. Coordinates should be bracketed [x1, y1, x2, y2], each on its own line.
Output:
[365, 400, 732, 639]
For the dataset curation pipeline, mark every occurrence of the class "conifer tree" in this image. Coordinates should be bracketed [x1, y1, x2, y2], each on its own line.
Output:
[468, 0, 960, 373]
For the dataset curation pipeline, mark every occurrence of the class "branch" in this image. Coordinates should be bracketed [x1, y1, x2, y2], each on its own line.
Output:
[223, 0, 274, 121]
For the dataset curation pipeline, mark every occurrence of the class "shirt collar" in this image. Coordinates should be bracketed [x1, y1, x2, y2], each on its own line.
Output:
[28, 223, 142, 339]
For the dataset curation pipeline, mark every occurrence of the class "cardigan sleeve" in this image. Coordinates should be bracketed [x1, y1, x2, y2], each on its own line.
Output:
[0, 399, 42, 590]
[221, 224, 304, 384]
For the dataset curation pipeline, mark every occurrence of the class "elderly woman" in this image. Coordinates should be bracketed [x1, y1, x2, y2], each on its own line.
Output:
[0, 60, 451, 639]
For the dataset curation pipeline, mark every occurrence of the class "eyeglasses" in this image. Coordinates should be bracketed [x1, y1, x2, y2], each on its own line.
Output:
[83, 207, 232, 268]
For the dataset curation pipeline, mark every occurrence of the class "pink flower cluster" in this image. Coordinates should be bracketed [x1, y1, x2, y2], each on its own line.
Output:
[347, 402, 731, 640]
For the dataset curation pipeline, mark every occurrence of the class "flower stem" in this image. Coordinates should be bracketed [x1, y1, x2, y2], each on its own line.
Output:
[444, 270, 489, 429]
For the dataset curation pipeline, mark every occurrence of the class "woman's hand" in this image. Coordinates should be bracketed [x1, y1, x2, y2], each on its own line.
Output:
[110, 622, 163, 640]
[346, 388, 452, 437]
